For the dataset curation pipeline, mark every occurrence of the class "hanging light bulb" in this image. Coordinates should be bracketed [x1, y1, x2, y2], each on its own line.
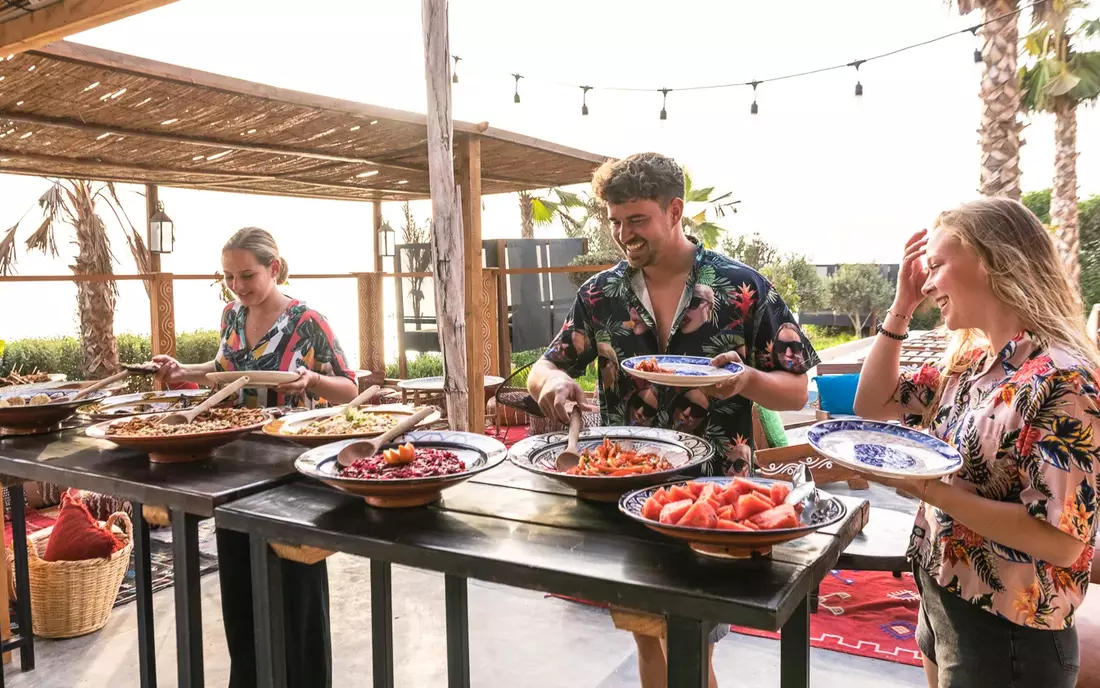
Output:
[970, 27, 982, 64]
[852, 60, 864, 97]
[580, 86, 592, 116]
[512, 73, 523, 103]
[750, 81, 759, 115]
[659, 88, 670, 120]
[452, 55, 461, 84]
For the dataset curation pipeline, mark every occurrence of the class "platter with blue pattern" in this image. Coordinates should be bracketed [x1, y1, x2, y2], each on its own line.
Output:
[621, 355, 743, 387]
[806, 419, 963, 479]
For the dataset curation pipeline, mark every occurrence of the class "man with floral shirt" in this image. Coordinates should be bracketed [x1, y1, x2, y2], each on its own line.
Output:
[527, 152, 819, 688]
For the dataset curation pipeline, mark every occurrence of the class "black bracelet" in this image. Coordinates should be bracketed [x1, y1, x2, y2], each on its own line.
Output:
[876, 324, 909, 341]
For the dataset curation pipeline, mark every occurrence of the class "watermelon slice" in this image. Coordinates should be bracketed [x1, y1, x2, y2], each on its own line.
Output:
[680, 501, 718, 529]
[769, 482, 791, 505]
[668, 484, 694, 502]
[716, 519, 753, 531]
[698, 483, 719, 503]
[687, 482, 706, 498]
[735, 492, 774, 522]
[658, 499, 693, 525]
[641, 496, 664, 521]
[716, 505, 735, 521]
[729, 478, 757, 498]
[750, 504, 801, 530]
[651, 487, 672, 506]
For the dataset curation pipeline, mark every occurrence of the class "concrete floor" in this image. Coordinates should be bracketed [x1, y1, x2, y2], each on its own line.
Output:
[1, 552, 926, 688]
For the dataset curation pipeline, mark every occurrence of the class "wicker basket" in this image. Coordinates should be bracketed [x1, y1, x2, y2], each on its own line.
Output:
[7, 512, 133, 638]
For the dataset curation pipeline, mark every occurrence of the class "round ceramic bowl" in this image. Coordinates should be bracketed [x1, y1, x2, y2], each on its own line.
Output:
[263, 404, 443, 447]
[507, 426, 714, 502]
[0, 389, 112, 433]
[620, 355, 743, 388]
[619, 476, 847, 559]
[295, 430, 507, 508]
[85, 412, 272, 464]
[78, 389, 213, 420]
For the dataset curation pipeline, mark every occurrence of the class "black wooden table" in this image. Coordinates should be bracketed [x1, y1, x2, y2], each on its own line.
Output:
[216, 462, 869, 688]
[0, 429, 305, 688]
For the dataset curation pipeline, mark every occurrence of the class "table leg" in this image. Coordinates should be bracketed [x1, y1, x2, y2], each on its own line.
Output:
[170, 511, 203, 688]
[444, 574, 470, 688]
[9, 485, 32, 672]
[780, 596, 811, 688]
[250, 535, 286, 688]
[370, 560, 394, 688]
[131, 502, 157, 688]
[666, 615, 708, 688]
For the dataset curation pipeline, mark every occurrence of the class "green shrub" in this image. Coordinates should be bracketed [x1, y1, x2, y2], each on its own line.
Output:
[0, 330, 220, 382]
[802, 324, 858, 352]
[910, 302, 943, 331]
[385, 352, 445, 379]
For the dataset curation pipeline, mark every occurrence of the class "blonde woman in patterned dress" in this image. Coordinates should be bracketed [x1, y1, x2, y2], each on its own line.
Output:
[854, 198, 1099, 688]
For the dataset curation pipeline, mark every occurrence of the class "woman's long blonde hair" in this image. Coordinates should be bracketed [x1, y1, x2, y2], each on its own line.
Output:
[922, 198, 1100, 424]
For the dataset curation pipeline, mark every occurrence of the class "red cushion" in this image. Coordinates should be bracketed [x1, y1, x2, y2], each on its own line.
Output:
[43, 491, 124, 562]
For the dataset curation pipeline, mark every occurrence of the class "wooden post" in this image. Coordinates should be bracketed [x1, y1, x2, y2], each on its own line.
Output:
[421, 0, 469, 431]
[372, 200, 383, 272]
[496, 239, 511, 377]
[149, 272, 177, 359]
[481, 268, 500, 377]
[456, 134, 484, 428]
[356, 272, 385, 386]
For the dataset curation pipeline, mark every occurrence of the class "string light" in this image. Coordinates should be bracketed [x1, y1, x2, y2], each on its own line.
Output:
[449, 0, 1040, 117]
[452, 55, 461, 84]
[970, 27, 982, 63]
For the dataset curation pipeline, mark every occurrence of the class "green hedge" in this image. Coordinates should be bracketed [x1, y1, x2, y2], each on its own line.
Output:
[385, 348, 598, 392]
[0, 330, 220, 381]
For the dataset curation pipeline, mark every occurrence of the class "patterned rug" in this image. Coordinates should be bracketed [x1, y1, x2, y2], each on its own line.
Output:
[730, 569, 922, 667]
[116, 518, 220, 607]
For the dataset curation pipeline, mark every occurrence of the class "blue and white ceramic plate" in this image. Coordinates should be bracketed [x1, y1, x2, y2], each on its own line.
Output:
[508, 426, 714, 501]
[295, 430, 507, 508]
[619, 476, 846, 558]
[806, 419, 963, 479]
[621, 355, 743, 388]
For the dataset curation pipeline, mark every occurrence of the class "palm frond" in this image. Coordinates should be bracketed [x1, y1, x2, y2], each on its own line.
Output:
[686, 186, 715, 203]
[0, 222, 19, 276]
[530, 197, 558, 225]
[552, 189, 585, 208]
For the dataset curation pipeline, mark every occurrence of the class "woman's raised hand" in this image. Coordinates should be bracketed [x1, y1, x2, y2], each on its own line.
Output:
[895, 229, 930, 315]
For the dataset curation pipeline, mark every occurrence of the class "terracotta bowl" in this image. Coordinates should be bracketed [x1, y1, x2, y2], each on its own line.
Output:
[85, 412, 271, 463]
[0, 389, 112, 433]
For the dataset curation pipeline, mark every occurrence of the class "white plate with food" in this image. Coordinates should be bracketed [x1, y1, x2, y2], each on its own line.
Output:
[620, 355, 743, 387]
[262, 403, 442, 446]
[78, 389, 213, 420]
[206, 371, 300, 388]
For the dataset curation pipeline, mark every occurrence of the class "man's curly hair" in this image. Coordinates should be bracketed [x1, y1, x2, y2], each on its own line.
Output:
[591, 152, 684, 209]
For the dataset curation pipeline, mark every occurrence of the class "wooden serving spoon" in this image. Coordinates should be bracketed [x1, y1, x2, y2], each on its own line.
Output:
[555, 402, 585, 472]
[336, 407, 436, 467]
[157, 377, 250, 426]
[343, 385, 382, 412]
[68, 370, 131, 402]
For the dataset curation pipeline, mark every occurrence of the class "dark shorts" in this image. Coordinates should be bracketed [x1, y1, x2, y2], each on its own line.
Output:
[913, 565, 1079, 687]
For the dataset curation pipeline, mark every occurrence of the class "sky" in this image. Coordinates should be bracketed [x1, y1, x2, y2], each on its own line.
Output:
[0, 0, 1096, 358]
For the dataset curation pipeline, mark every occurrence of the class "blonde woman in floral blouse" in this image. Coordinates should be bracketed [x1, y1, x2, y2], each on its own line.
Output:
[854, 198, 1100, 688]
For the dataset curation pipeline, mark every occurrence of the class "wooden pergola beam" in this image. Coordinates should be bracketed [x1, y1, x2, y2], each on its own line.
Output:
[0, 150, 421, 196]
[457, 134, 484, 429]
[0, 0, 180, 56]
[0, 111, 562, 188]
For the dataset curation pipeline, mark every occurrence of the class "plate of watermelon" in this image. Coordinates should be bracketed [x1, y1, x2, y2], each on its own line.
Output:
[619, 476, 846, 558]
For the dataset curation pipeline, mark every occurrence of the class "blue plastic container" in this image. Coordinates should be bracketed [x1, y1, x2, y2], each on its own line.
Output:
[815, 373, 860, 416]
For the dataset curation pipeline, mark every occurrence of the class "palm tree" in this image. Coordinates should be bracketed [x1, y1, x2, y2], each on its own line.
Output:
[518, 190, 535, 239]
[679, 169, 739, 248]
[0, 180, 149, 380]
[1020, 3, 1100, 284]
[955, 0, 1024, 199]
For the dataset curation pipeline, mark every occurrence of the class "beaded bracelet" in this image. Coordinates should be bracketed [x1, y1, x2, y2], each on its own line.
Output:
[876, 324, 908, 341]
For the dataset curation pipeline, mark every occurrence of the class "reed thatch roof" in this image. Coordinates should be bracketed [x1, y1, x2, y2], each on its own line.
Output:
[0, 41, 608, 202]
